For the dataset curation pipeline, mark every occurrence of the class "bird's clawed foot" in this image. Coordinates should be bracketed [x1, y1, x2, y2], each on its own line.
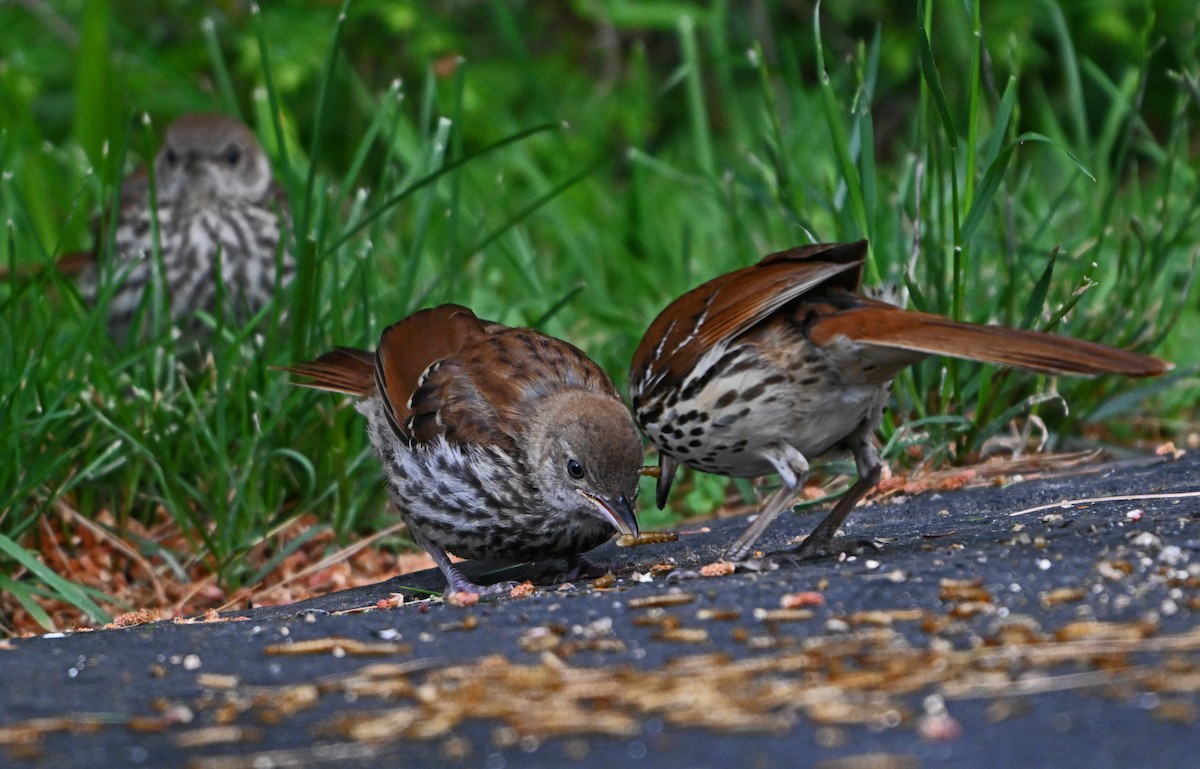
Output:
[782, 533, 884, 561]
[726, 535, 884, 572]
[443, 566, 519, 604]
[560, 554, 608, 582]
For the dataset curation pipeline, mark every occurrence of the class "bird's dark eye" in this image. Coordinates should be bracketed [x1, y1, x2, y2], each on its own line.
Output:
[566, 459, 584, 479]
[165, 148, 179, 165]
[223, 145, 241, 165]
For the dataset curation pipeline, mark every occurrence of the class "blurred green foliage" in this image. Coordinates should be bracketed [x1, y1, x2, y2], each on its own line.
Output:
[4, 0, 1196, 252]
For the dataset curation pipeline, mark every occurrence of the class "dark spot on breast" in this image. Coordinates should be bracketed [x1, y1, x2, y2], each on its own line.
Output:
[715, 390, 738, 408]
[714, 349, 743, 372]
[680, 366, 721, 400]
[740, 382, 766, 401]
[727, 358, 756, 376]
[638, 402, 663, 425]
[689, 426, 705, 436]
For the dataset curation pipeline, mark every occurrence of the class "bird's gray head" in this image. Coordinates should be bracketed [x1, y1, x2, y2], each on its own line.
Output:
[153, 113, 273, 203]
[526, 390, 643, 539]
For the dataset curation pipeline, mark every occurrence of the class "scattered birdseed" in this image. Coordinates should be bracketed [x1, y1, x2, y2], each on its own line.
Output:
[699, 560, 736, 577]
[194, 674, 239, 690]
[263, 637, 411, 656]
[1152, 699, 1198, 725]
[652, 627, 709, 644]
[814, 754, 919, 769]
[627, 593, 695, 609]
[939, 578, 992, 603]
[782, 591, 825, 608]
[508, 582, 536, 598]
[754, 608, 815, 623]
[174, 726, 262, 748]
[1039, 587, 1087, 608]
[616, 531, 679, 547]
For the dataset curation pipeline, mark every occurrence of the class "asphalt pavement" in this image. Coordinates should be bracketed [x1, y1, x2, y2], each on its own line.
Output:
[2, 450, 1198, 769]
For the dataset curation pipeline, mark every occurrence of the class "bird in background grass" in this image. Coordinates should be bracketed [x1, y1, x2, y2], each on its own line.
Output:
[10, 113, 295, 347]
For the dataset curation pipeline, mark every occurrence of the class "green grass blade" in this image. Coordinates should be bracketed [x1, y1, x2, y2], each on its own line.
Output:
[679, 14, 715, 176]
[1041, 0, 1088, 154]
[961, 132, 1094, 244]
[1020, 246, 1059, 330]
[0, 533, 111, 624]
[813, 2, 870, 252]
[0, 574, 57, 632]
[201, 17, 241, 116]
[326, 122, 562, 254]
[289, 0, 351, 358]
[916, 1, 957, 150]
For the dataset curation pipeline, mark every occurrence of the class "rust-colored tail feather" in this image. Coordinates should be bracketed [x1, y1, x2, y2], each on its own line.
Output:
[282, 347, 376, 395]
[810, 306, 1170, 378]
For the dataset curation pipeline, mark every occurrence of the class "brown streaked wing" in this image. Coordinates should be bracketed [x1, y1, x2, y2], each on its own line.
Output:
[375, 304, 490, 442]
[412, 325, 609, 450]
[282, 347, 376, 395]
[408, 336, 523, 449]
[409, 325, 616, 452]
[632, 243, 867, 390]
[758, 240, 869, 275]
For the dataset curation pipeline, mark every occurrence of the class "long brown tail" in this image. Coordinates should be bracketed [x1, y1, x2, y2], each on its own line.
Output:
[810, 306, 1170, 377]
[281, 347, 376, 395]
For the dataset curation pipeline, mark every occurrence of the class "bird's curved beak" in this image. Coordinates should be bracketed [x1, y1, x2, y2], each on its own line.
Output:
[654, 455, 679, 510]
[577, 490, 639, 538]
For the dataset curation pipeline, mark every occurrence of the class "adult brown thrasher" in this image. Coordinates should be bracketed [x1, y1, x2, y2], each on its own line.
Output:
[629, 241, 1170, 563]
[286, 304, 644, 597]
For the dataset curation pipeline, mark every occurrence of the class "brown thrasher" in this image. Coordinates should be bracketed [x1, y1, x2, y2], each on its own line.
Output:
[629, 241, 1170, 563]
[72, 113, 293, 344]
[285, 304, 644, 597]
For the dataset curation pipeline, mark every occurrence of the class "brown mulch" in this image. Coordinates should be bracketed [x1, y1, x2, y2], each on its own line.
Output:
[1, 503, 435, 637]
